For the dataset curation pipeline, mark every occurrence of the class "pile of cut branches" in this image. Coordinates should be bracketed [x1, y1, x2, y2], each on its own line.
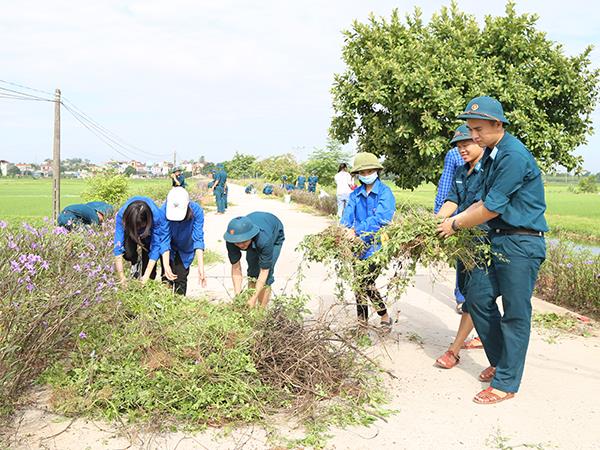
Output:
[298, 207, 491, 299]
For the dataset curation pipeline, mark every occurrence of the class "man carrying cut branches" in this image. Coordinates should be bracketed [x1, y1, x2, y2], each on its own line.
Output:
[340, 152, 396, 329]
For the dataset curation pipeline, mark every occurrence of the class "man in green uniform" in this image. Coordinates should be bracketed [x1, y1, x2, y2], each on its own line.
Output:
[57, 201, 113, 230]
[212, 164, 227, 214]
[224, 212, 285, 308]
[438, 96, 547, 404]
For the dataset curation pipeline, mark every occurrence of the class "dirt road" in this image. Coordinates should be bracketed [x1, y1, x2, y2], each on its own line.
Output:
[10, 183, 600, 449]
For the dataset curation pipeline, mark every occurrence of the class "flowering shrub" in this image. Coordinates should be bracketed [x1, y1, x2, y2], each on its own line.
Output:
[535, 239, 600, 319]
[0, 218, 117, 414]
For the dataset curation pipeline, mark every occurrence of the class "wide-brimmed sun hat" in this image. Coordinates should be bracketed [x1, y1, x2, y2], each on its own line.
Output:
[350, 152, 384, 174]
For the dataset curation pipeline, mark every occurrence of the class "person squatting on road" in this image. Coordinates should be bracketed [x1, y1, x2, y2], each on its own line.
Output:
[161, 187, 207, 296]
[435, 124, 486, 369]
[224, 212, 285, 308]
[438, 96, 548, 405]
[307, 173, 319, 193]
[113, 196, 175, 285]
[340, 152, 396, 329]
[57, 201, 113, 230]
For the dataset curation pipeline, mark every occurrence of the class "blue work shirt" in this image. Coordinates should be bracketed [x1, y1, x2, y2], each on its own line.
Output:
[227, 212, 285, 270]
[308, 175, 318, 186]
[297, 175, 306, 189]
[113, 196, 171, 261]
[86, 201, 114, 216]
[161, 201, 205, 269]
[214, 170, 227, 191]
[434, 147, 463, 214]
[340, 178, 396, 259]
[58, 204, 100, 227]
[481, 132, 548, 232]
[446, 159, 489, 232]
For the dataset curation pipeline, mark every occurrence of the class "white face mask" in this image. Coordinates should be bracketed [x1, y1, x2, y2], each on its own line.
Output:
[358, 172, 378, 185]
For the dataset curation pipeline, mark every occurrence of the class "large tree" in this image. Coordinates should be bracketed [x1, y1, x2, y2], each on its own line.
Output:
[330, 1, 599, 189]
[223, 152, 257, 179]
[303, 138, 351, 185]
[255, 153, 303, 183]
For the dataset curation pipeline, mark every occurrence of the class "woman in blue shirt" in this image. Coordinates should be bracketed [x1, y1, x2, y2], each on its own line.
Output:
[341, 152, 396, 329]
[162, 187, 207, 295]
[113, 196, 173, 285]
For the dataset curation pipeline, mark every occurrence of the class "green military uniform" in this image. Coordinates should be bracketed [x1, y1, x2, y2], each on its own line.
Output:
[445, 125, 488, 314]
[458, 97, 547, 394]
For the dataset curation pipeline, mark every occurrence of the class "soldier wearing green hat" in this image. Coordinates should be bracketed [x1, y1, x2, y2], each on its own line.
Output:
[438, 96, 547, 404]
[224, 212, 285, 307]
[171, 167, 187, 188]
[341, 152, 396, 329]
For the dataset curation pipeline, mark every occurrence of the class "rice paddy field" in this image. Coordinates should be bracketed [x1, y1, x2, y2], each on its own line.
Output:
[0, 178, 169, 223]
[0, 178, 599, 242]
[388, 182, 600, 243]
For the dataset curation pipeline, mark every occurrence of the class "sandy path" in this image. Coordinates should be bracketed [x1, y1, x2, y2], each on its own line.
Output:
[7, 183, 600, 450]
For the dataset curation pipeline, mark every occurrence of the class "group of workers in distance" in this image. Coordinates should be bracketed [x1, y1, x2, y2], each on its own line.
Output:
[280, 173, 319, 192]
[55, 95, 546, 406]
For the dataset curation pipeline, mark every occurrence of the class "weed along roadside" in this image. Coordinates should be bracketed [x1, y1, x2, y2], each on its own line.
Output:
[2, 181, 600, 449]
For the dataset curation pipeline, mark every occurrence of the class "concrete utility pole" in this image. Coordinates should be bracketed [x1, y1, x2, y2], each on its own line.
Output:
[51, 88, 61, 223]
[173, 149, 176, 168]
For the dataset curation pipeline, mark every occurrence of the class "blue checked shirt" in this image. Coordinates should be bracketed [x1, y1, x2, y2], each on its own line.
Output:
[434, 147, 463, 214]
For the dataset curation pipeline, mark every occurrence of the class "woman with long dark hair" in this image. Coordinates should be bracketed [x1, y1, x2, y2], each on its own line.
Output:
[113, 196, 174, 284]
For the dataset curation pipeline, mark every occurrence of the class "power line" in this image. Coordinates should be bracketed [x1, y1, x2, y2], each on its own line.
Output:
[0, 79, 55, 97]
[61, 103, 143, 161]
[0, 86, 53, 102]
[61, 96, 171, 159]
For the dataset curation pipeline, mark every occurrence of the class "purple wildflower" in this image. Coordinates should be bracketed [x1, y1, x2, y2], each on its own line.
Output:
[26, 283, 35, 292]
[585, 260, 594, 265]
[0, 220, 7, 229]
[73, 264, 82, 272]
[8, 241, 18, 250]
[53, 227, 68, 236]
[10, 260, 21, 272]
[566, 263, 573, 269]
[79, 331, 87, 339]
[41, 260, 49, 270]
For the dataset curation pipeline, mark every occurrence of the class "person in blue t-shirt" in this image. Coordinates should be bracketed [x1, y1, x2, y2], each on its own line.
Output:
[161, 187, 206, 295]
[224, 212, 285, 308]
[434, 124, 485, 370]
[296, 175, 306, 190]
[262, 184, 274, 195]
[341, 152, 395, 329]
[307, 173, 318, 193]
[113, 196, 174, 285]
[438, 96, 548, 404]
[57, 201, 113, 230]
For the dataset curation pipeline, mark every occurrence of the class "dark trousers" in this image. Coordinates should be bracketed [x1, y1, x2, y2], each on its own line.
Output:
[355, 263, 387, 321]
[465, 235, 545, 393]
[162, 252, 190, 295]
[123, 234, 157, 280]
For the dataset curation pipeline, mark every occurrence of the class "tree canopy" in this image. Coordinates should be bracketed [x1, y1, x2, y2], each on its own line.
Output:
[255, 153, 303, 183]
[303, 139, 351, 185]
[223, 152, 257, 179]
[330, 1, 599, 189]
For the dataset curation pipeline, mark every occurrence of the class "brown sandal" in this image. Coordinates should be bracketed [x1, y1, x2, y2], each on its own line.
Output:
[473, 387, 514, 404]
[462, 336, 483, 349]
[435, 350, 459, 369]
[479, 366, 496, 382]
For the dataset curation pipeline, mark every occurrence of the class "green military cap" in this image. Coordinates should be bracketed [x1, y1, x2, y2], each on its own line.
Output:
[458, 96, 509, 124]
[450, 124, 473, 144]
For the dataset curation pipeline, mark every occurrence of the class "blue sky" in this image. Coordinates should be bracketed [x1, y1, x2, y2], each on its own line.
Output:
[1, 0, 599, 171]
